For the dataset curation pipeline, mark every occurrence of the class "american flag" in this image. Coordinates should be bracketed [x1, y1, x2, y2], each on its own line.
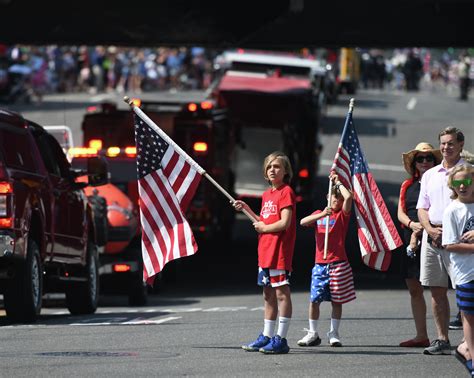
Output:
[331, 110, 402, 271]
[134, 114, 202, 283]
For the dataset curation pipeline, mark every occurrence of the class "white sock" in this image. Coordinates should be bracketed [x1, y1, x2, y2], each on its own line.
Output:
[309, 319, 318, 334]
[277, 317, 291, 339]
[263, 319, 276, 337]
[330, 318, 341, 333]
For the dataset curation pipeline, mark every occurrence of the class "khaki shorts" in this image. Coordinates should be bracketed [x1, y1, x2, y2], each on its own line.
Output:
[419, 230, 453, 288]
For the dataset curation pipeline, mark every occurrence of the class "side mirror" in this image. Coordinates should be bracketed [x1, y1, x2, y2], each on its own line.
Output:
[87, 156, 109, 187]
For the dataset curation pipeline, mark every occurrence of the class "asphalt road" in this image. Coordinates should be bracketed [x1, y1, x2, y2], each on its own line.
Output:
[0, 287, 466, 377]
[1, 85, 473, 376]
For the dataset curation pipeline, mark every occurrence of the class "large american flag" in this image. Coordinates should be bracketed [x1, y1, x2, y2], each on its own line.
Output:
[134, 114, 202, 283]
[331, 110, 402, 271]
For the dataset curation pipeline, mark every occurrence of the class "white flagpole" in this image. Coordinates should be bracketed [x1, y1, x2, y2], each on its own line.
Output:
[323, 179, 333, 260]
[324, 98, 355, 260]
[124, 96, 259, 223]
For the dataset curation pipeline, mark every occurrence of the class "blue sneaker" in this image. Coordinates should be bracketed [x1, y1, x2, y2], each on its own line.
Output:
[242, 333, 271, 351]
[259, 335, 290, 354]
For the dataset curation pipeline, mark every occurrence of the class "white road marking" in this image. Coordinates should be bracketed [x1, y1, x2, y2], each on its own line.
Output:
[161, 307, 203, 313]
[122, 316, 182, 325]
[70, 316, 181, 326]
[407, 97, 417, 110]
[320, 159, 404, 172]
[203, 306, 248, 312]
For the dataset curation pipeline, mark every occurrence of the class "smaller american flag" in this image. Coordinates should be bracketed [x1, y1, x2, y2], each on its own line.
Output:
[331, 110, 402, 271]
[134, 114, 202, 283]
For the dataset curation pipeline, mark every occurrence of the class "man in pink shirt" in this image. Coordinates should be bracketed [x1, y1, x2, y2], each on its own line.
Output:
[417, 126, 466, 355]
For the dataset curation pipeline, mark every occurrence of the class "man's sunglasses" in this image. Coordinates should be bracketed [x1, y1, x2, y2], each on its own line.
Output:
[452, 178, 473, 187]
[414, 155, 435, 163]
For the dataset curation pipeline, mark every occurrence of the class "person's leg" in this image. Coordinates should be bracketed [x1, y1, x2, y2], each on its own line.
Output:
[309, 301, 320, 324]
[275, 285, 292, 338]
[263, 286, 278, 320]
[430, 286, 450, 341]
[406, 278, 429, 340]
[259, 284, 291, 354]
[331, 302, 342, 320]
[463, 312, 474, 362]
[242, 270, 275, 351]
[328, 302, 343, 347]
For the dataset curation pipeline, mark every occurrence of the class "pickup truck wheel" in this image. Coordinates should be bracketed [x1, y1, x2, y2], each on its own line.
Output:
[66, 241, 99, 315]
[4, 238, 43, 323]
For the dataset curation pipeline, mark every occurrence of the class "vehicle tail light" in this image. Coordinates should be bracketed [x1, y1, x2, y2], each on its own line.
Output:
[0, 218, 13, 228]
[298, 168, 309, 178]
[200, 101, 213, 110]
[113, 264, 132, 273]
[0, 181, 13, 227]
[0, 182, 12, 194]
[125, 147, 137, 157]
[87, 105, 98, 113]
[193, 142, 208, 153]
[106, 147, 121, 157]
[187, 103, 198, 112]
[89, 139, 103, 150]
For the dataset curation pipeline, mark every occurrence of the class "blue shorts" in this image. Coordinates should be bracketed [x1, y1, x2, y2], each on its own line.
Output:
[257, 267, 291, 288]
[456, 280, 474, 315]
[310, 261, 356, 304]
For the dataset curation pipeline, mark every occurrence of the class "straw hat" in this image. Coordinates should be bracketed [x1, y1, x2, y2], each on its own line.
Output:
[402, 142, 442, 176]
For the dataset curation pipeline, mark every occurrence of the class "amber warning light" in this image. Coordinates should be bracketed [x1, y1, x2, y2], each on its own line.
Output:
[113, 264, 132, 273]
[193, 142, 208, 153]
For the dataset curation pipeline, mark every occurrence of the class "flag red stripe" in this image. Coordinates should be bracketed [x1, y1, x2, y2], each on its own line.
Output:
[171, 160, 190, 195]
[140, 175, 176, 267]
[149, 170, 191, 260]
[141, 226, 161, 279]
[163, 151, 179, 178]
[180, 173, 201, 212]
[149, 171, 185, 261]
[353, 184, 387, 252]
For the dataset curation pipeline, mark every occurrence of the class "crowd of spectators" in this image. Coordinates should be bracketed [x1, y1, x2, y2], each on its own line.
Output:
[0, 45, 472, 104]
[0, 45, 217, 102]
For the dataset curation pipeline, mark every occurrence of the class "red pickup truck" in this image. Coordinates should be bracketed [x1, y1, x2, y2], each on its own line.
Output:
[0, 109, 108, 323]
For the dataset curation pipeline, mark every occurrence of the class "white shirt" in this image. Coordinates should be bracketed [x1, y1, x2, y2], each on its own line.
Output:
[417, 159, 467, 224]
[442, 200, 474, 286]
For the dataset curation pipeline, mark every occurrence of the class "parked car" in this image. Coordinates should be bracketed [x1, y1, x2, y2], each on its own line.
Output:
[0, 109, 108, 322]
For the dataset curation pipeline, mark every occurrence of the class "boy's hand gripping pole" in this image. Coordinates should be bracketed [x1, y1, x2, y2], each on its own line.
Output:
[124, 96, 258, 223]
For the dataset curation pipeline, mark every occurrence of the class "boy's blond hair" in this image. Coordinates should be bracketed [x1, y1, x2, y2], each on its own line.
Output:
[448, 164, 474, 199]
[262, 151, 293, 184]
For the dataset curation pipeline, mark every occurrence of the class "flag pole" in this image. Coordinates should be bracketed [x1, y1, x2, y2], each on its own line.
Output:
[124, 96, 259, 223]
[323, 98, 355, 259]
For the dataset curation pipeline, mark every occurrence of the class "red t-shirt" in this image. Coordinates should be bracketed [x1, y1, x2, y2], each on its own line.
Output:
[257, 184, 296, 270]
[313, 209, 350, 263]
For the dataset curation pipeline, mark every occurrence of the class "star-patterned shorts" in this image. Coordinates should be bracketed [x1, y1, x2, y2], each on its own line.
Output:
[257, 267, 291, 288]
[310, 261, 356, 304]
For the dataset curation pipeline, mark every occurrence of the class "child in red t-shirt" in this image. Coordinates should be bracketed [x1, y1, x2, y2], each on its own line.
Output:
[233, 151, 296, 354]
[298, 172, 355, 348]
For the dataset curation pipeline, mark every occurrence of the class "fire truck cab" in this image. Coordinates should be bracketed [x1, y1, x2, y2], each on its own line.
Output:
[212, 50, 327, 208]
